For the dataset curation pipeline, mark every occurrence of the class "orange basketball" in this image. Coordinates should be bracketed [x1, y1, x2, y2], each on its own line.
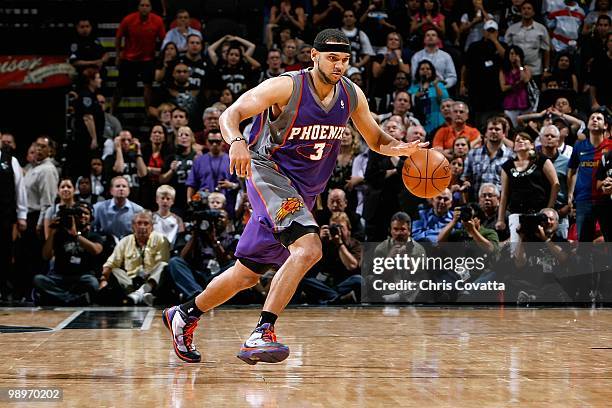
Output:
[402, 149, 451, 198]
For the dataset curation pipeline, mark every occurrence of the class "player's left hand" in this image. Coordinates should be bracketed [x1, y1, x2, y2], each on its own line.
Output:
[379, 140, 429, 157]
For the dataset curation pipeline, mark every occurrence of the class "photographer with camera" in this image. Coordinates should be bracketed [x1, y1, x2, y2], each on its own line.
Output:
[296, 212, 362, 304]
[438, 203, 499, 252]
[497, 132, 560, 243]
[42, 177, 78, 240]
[34, 202, 103, 305]
[510, 208, 573, 303]
[166, 196, 239, 302]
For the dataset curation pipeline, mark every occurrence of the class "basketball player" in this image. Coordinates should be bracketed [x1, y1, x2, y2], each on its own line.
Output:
[163, 29, 428, 365]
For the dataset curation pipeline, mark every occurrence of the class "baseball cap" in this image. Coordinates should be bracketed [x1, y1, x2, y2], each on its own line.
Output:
[484, 20, 498, 31]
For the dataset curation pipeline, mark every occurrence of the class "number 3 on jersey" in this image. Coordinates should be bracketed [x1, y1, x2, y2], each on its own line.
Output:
[309, 142, 326, 161]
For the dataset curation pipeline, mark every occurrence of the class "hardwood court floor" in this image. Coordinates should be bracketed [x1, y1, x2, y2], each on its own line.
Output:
[1, 307, 612, 407]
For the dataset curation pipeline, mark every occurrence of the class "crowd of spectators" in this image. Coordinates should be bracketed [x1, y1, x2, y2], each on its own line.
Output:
[1, 0, 611, 306]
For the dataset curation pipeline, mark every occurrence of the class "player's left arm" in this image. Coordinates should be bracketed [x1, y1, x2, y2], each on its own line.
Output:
[350, 84, 428, 157]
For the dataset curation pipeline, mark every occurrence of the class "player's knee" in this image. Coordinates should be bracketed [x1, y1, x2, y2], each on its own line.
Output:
[292, 237, 322, 266]
[234, 264, 263, 288]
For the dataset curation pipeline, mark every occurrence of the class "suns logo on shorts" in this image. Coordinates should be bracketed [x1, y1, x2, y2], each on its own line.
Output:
[275, 197, 303, 223]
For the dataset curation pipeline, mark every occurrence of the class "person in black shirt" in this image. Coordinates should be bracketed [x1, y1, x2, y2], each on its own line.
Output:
[71, 67, 105, 177]
[33, 202, 103, 305]
[68, 18, 108, 72]
[498, 132, 560, 243]
[595, 150, 612, 241]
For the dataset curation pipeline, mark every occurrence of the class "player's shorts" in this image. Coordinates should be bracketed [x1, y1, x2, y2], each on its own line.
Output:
[234, 154, 319, 273]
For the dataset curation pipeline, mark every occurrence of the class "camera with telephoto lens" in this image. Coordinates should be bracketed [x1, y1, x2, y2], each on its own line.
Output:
[184, 195, 221, 234]
[56, 205, 84, 229]
[329, 223, 342, 238]
[458, 206, 474, 222]
[519, 213, 549, 238]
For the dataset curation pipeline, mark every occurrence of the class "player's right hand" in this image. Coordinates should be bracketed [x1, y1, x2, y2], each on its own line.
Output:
[229, 140, 252, 178]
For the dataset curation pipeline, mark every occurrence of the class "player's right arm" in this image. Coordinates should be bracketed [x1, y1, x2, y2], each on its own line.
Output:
[351, 85, 428, 157]
[220, 76, 293, 178]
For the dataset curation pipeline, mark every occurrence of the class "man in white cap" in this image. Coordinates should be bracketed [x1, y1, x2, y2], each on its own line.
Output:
[460, 19, 508, 128]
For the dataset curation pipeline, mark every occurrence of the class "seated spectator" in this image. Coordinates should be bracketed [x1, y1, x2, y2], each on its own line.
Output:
[452, 136, 470, 159]
[104, 130, 147, 201]
[449, 155, 467, 207]
[140, 124, 174, 208]
[156, 103, 177, 137]
[93, 176, 144, 239]
[412, 188, 454, 242]
[179, 34, 214, 100]
[154, 42, 178, 86]
[406, 125, 427, 143]
[326, 126, 361, 207]
[42, 177, 78, 239]
[208, 36, 261, 96]
[152, 61, 200, 121]
[99, 211, 169, 305]
[433, 101, 482, 160]
[258, 49, 286, 83]
[34, 202, 102, 306]
[410, 28, 457, 90]
[372, 32, 411, 99]
[498, 132, 560, 242]
[372, 212, 427, 302]
[409, 59, 449, 134]
[281, 38, 299, 68]
[166, 208, 239, 301]
[161, 9, 202, 53]
[538, 125, 571, 239]
[75, 176, 104, 206]
[186, 129, 238, 211]
[461, 116, 513, 200]
[377, 91, 419, 125]
[315, 188, 365, 241]
[297, 212, 362, 304]
[545, 52, 578, 92]
[196, 107, 222, 146]
[96, 94, 123, 158]
[500, 46, 532, 126]
[376, 71, 410, 114]
[207, 191, 226, 210]
[159, 126, 198, 214]
[478, 182, 509, 241]
[153, 185, 184, 248]
[88, 157, 107, 196]
[286, 43, 314, 72]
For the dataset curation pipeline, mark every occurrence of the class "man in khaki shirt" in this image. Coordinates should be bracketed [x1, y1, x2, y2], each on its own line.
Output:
[100, 210, 170, 305]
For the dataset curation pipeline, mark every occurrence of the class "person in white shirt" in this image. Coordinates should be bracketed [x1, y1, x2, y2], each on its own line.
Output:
[410, 28, 457, 89]
[153, 184, 184, 247]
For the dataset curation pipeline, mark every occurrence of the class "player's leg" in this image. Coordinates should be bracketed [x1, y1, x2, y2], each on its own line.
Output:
[237, 224, 322, 365]
[162, 260, 261, 363]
